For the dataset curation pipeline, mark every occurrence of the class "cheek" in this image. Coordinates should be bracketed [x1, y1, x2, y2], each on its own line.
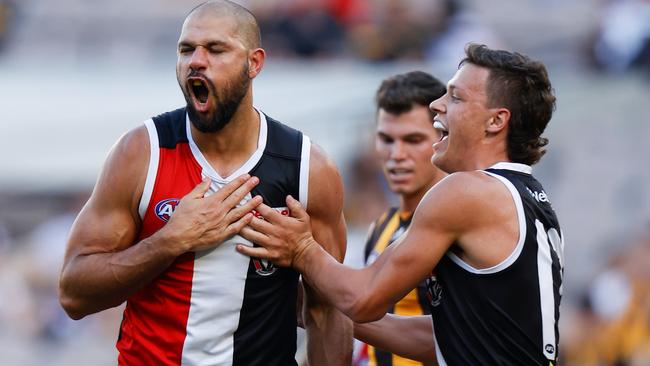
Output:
[375, 141, 390, 158]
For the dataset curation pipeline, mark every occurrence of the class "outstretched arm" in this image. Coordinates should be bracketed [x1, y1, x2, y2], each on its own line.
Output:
[301, 144, 352, 366]
[59, 126, 261, 319]
[354, 314, 437, 365]
[239, 173, 480, 323]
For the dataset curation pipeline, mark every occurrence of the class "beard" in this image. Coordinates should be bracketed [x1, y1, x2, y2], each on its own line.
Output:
[180, 61, 251, 133]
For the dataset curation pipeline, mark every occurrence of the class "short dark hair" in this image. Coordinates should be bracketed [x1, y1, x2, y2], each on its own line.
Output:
[376, 71, 446, 119]
[461, 43, 556, 165]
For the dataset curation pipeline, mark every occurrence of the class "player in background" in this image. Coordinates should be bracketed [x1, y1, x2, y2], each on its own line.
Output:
[361, 71, 446, 366]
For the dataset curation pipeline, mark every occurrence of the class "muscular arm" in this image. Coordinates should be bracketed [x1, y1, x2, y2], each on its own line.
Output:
[354, 314, 437, 364]
[239, 171, 517, 323]
[302, 144, 352, 366]
[59, 126, 260, 319]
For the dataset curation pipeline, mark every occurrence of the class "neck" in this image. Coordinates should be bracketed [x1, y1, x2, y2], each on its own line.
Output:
[190, 98, 260, 177]
[457, 141, 511, 172]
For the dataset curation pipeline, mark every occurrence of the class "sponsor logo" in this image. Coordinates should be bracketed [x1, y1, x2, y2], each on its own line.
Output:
[251, 207, 290, 276]
[527, 187, 549, 203]
[154, 198, 180, 222]
[545, 344, 555, 354]
[425, 272, 443, 307]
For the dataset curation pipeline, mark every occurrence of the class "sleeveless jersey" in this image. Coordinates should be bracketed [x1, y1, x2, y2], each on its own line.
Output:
[116, 107, 311, 366]
[364, 208, 430, 366]
[426, 162, 564, 366]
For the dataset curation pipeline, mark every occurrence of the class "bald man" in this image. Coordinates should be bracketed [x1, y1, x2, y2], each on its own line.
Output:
[58, 1, 352, 365]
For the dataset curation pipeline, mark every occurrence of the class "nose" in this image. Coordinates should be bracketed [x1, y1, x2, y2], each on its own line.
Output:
[389, 140, 407, 161]
[430, 95, 445, 115]
[189, 46, 209, 71]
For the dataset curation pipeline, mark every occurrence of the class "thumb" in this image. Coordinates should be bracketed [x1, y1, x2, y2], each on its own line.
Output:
[286, 195, 308, 221]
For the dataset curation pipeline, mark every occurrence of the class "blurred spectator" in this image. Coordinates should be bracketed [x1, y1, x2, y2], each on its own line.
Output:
[347, 0, 443, 61]
[562, 230, 650, 365]
[0, 221, 36, 338]
[0, 0, 15, 52]
[19, 193, 89, 342]
[591, 0, 650, 72]
[253, 0, 345, 58]
[425, 0, 503, 71]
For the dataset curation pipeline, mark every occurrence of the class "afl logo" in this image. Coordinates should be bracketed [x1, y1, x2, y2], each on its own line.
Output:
[155, 198, 180, 222]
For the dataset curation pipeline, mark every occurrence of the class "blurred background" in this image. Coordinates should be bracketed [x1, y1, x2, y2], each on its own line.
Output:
[1, 0, 649, 365]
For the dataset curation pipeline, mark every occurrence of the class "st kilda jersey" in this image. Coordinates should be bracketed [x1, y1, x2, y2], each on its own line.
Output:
[116, 107, 310, 366]
[426, 162, 564, 366]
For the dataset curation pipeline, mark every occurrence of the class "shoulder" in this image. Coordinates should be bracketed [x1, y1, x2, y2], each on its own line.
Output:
[93, 124, 150, 215]
[307, 143, 343, 213]
[109, 125, 150, 168]
[415, 170, 511, 230]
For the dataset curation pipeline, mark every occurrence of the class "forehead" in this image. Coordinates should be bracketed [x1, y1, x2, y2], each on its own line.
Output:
[376, 107, 436, 136]
[448, 63, 490, 98]
[179, 12, 240, 45]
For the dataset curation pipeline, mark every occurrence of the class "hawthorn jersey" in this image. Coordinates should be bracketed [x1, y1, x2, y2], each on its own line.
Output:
[116, 107, 311, 366]
[364, 208, 429, 366]
[427, 162, 564, 366]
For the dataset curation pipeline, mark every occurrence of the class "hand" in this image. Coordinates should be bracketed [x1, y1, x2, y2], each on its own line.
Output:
[158, 174, 262, 255]
[237, 195, 315, 268]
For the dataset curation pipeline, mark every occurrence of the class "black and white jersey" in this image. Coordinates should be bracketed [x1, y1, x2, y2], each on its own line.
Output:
[426, 162, 564, 366]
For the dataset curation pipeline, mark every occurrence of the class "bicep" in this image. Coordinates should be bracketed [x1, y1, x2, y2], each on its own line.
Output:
[305, 144, 346, 262]
[363, 181, 461, 308]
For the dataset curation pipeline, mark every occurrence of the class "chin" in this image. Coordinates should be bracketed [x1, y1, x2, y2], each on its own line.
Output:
[389, 184, 413, 195]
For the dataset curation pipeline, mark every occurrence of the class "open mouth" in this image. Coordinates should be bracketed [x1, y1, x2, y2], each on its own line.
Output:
[189, 78, 210, 105]
[433, 121, 449, 142]
[388, 168, 413, 176]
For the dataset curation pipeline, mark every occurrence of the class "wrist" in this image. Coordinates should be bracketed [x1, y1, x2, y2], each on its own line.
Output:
[150, 227, 186, 259]
[292, 237, 318, 270]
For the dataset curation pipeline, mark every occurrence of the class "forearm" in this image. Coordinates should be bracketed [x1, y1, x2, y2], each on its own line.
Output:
[295, 241, 384, 323]
[304, 289, 353, 366]
[59, 232, 178, 319]
[355, 314, 437, 364]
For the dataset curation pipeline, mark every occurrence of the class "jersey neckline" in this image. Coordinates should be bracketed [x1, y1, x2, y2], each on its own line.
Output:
[186, 108, 268, 183]
[487, 162, 532, 174]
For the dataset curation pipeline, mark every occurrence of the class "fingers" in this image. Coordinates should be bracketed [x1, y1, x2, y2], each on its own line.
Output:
[253, 202, 283, 224]
[285, 195, 307, 221]
[225, 195, 262, 223]
[239, 224, 271, 245]
[235, 242, 270, 260]
[220, 176, 260, 209]
[210, 174, 254, 202]
[224, 212, 254, 237]
[248, 214, 276, 233]
[187, 177, 212, 199]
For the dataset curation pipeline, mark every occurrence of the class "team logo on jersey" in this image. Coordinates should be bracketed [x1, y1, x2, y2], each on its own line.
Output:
[154, 198, 180, 222]
[425, 272, 443, 307]
[252, 258, 276, 276]
[250, 206, 291, 276]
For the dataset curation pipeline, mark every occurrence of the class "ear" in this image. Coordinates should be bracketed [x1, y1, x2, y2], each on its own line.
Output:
[486, 108, 510, 134]
[248, 48, 266, 79]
